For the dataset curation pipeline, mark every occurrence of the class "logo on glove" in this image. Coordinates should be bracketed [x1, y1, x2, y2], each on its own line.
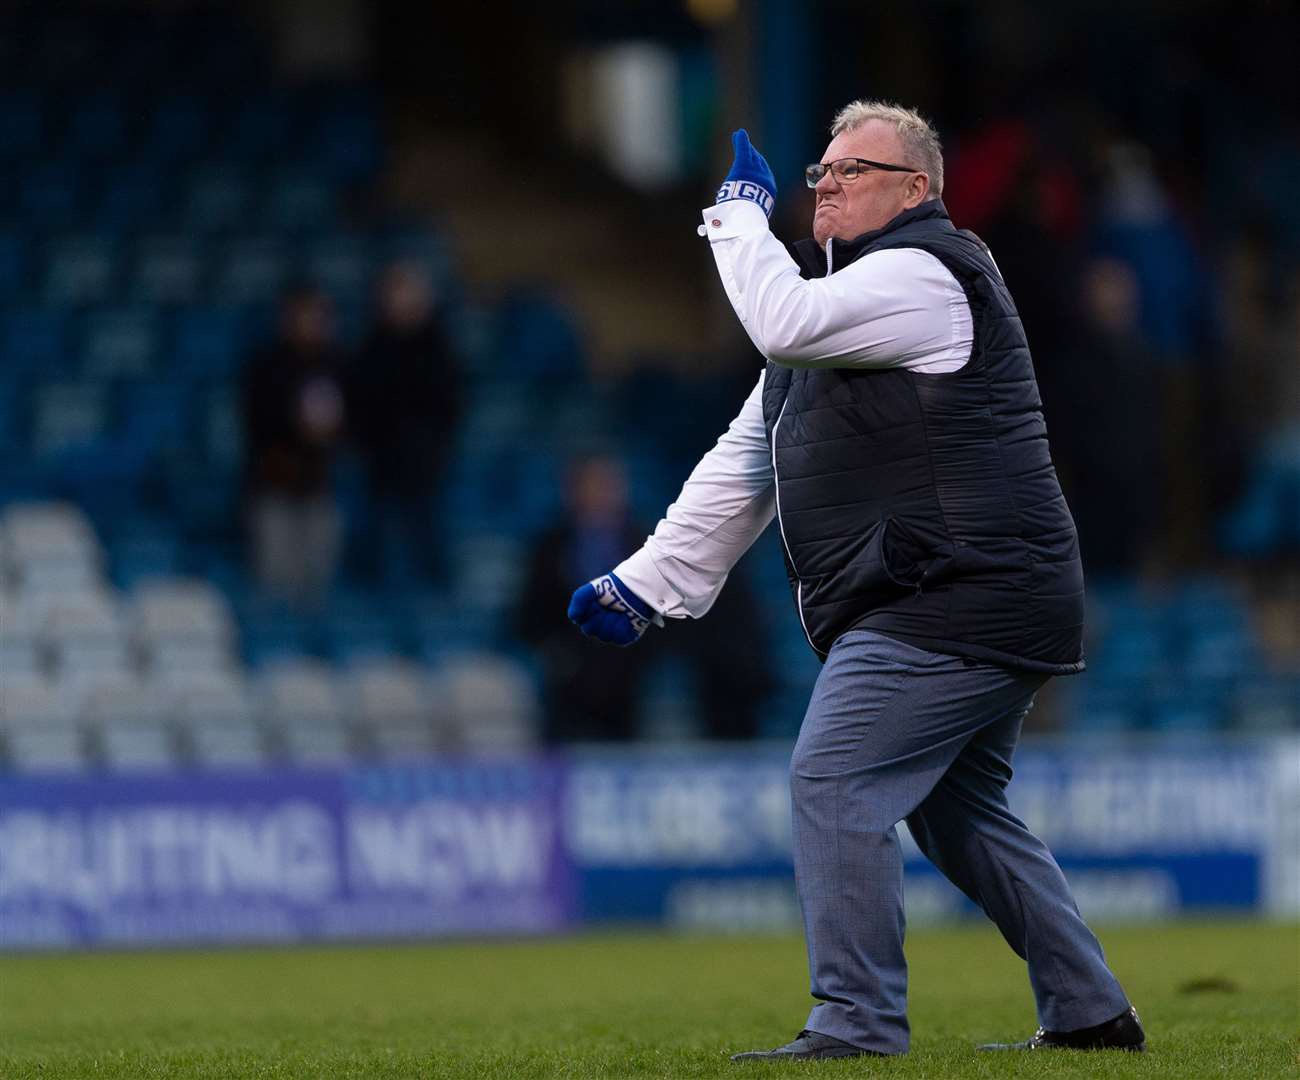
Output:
[715, 179, 775, 216]
[594, 575, 653, 636]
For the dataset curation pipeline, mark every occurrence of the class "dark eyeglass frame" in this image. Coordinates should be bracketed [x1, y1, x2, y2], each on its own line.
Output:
[805, 157, 919, 188]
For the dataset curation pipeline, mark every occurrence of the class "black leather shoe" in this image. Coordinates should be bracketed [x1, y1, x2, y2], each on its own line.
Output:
[731, 1029, 881, 1062]
[978, 1005, 1146, 1052]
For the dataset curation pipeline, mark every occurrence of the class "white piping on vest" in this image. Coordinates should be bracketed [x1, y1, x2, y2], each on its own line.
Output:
[770, 395, 819, 655]
[765, 236, 836, 658]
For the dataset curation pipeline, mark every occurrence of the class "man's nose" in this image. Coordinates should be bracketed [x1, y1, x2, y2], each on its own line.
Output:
[815, 169, 840, 195]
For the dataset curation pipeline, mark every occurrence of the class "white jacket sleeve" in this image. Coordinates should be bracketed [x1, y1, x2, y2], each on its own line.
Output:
[702, 199, 972, 373]
[614, 372, 775, 619]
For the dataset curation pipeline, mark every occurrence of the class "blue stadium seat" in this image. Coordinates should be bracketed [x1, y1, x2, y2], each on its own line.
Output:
[0, 234, 30, 299]
[43, 236, 116, 307]
[1148, 684, 1223, 731]
[119, 384, 193, 457]
[241, 610, 312, 668]
[320, 611, 400, 664]
[462, 386, 540, 444]
[1068, 681, 1147, 731]
[449, 533, 524, 625]
[109, 521, 183, 589]
[172, 307, 248, 379]
[63, 92, 129, 159]
[1086, 593, 1173, 682]
[495, 290, 587, 380]
[1220, 426, 1300, 557]
[303, 235, 373, 298]
[212, 237, 290, 305]
[0, 374, 25, 454]
[97, 164, 169, 233]
[81, 308, 160, 378]
[759, 687, 816, 739]
[544, 395, 617, 452]
[184, 164, 253, 233]
[198, 385, 244, 469]
[1, 676, 87, 773]
[21, 164, 84, 230]
[163, 459, 238, 537]
[31, 382, 109, 455]
[0, 310, 68, 376]
[449, 443, 562, 533]
[1181, 622, 1256, 683]
[131, 236, 205, 305]
[1234, 677, 1300, 730]
[261, 170, 336, 231]
[410, 605, 493, 663]
[431, 650, 541, 751]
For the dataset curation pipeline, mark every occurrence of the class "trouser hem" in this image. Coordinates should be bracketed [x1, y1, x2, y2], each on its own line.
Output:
[1040, 987, 1131, 1032]
[803, 1016, 908, 1056]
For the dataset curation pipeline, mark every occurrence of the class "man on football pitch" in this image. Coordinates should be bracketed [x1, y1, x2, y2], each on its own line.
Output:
[568, 100, 1145, 1059]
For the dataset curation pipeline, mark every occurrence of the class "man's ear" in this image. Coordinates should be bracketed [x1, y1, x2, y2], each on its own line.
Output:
[908, 172, 931, 207]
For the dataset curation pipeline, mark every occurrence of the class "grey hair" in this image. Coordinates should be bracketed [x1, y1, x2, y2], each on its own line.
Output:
[830, 99, 944, 199]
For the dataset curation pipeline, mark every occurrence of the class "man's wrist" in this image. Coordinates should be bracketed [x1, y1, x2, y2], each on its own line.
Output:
[698, 198, 772, 240]
[715, 179, 775, 217]
[613, 550, 676, 622]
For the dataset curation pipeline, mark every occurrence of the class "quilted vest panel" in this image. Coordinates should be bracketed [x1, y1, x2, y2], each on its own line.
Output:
[761, 200, 1084, 673]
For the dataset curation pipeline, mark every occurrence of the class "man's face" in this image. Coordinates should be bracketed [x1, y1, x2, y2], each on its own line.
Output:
[811, 120, 929, 246]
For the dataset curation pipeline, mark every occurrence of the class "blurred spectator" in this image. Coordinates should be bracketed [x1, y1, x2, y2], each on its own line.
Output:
[943, 113, 1084, 364]
[240, 283, 347, 608]
[517, 455, 653, 742]
[1092, 140, 1207, 361]
[1088, 139, 1216, 566]
[519, 449, 773, 742]
[348, 261, 461, 586]
[1041, 258, 1161, 574]
[665, 563, 772, 740]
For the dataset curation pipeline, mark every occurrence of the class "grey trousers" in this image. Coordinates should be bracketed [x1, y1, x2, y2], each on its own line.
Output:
[791, 630, 1129, 1055]
[250, 494, 341, 609]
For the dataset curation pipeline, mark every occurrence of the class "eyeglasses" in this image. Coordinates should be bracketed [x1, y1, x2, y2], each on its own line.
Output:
[805, 157, 918, 188]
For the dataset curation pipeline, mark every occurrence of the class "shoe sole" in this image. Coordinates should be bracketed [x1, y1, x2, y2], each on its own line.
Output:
[731, 1049, 880, 1061]
[977, 1041, 1147, 1052]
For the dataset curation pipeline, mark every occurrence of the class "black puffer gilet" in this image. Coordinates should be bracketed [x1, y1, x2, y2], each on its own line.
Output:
[762, 199, 1084, 674]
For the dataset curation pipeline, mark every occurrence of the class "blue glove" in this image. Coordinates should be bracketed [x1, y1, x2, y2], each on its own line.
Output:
[567, 573, 655, 647]
[716, 128, 776, 217]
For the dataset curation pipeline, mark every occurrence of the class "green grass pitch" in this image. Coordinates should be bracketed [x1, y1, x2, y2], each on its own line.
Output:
[1, 919, 1295, 1078]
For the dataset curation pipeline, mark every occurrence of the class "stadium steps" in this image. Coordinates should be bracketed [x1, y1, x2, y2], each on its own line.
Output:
[386, 129, 711, 373]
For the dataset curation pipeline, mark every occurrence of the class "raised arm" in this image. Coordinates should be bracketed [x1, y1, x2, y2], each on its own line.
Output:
[704, 200, 970, 371]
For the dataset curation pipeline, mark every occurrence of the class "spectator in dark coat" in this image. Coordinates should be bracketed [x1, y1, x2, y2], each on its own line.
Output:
[517, 455, 654, 742]
[1039, 258, 1162, 573]
[520, 454, 772, 742]
[241, 283, 346, 608]
[348, 261, 461, 585]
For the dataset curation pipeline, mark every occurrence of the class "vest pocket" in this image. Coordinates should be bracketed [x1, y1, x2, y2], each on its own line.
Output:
[881, 516, 929, 588]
